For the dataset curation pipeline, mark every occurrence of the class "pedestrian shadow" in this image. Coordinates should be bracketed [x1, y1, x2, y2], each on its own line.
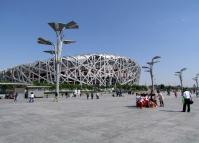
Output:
[159, 109, 182, 113]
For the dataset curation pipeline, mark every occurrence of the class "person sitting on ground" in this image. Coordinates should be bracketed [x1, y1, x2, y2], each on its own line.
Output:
[149, 100, 157, 108]
[149, 91, 157, 108]
[149, 91, 156, 102]
[136, 93, 141, 102]
[143, 94, 149, 108]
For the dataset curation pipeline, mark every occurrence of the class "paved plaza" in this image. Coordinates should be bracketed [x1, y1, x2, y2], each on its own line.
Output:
[0, 94, 199, 143]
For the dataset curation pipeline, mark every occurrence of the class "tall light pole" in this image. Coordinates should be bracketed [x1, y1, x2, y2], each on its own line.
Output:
[43, 50, 56, 83]
[37, 21, 79, 100]
[142, 56, 161, 92]
[193, 73, 199, 96]
[175, 67, 186, 95]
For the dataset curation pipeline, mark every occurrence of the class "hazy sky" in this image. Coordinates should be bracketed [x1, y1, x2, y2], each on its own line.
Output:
[0, 0, 199, 86]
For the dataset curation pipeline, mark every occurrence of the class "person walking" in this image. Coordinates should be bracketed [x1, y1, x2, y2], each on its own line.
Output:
[174, 90, 178, 98]
[14, 92, 18, 103]
[30, 92, 35, 103]
[91, 92, 94, 100]
[167, 89, 170, 96]
[96, 93, 99, 99]
[182, 90, 192, 112]
[65, 92, 68, 98]
[157, 90, 164, 107]
[54, 92, 58, 102]
[28, 92, 31, 102]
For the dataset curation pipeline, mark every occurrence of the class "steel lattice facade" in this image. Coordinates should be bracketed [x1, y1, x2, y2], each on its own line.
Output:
[0, 54, 140, 86]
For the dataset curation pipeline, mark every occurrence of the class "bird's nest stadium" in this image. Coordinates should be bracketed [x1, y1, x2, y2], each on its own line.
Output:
[0, 54, 141, 86]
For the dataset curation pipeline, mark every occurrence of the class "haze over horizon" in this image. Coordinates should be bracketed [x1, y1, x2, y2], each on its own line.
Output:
[1, 0, 199, 87]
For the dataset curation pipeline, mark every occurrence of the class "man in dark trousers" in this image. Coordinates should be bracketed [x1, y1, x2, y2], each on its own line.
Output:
[182, 90, 192, 112]
[91, 92, 94, 99]
[86, 93, 89, 100]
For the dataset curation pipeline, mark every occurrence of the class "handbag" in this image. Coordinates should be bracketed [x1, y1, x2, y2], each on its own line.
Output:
[189, 100, 194, 104]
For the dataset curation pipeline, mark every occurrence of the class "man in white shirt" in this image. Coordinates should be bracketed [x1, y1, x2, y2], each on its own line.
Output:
[182, 90, 192, 112]
[157, 90, 164, 107]
[30, 92, 35, 103]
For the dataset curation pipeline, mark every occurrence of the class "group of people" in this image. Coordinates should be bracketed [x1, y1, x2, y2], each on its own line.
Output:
[13, 91, 35, 103]
[135, 89, 194, 112]
[86, 92, 100, 100]
[12, 88, 194, 113]
[136, 90, 164, 108]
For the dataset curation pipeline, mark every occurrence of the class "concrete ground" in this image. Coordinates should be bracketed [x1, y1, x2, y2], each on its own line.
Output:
[0, 94, 198, 143]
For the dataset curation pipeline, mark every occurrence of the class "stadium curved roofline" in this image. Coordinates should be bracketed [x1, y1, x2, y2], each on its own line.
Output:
[0, 53, 141, 86]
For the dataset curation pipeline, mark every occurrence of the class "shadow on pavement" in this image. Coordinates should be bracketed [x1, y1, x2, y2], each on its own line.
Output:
[159, 109, 182, 112]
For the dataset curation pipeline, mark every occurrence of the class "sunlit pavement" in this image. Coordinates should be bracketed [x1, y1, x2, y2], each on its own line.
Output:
[0, 94, 198, 143]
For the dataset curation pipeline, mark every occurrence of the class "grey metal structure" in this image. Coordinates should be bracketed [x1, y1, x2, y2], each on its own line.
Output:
[38, 21, 79, 98]
[0, 54, 140, 86]
[193, 73, 199, 96]
[175, 67, 187, 95]
[142, 56, 161, 92]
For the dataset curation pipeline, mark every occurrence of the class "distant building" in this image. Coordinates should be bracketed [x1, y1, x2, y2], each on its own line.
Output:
[0, 54, 140, 86]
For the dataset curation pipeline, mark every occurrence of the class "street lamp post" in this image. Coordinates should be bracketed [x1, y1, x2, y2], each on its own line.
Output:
[43, 50, 56, 83]
[175, 68, 186, 96]
[142, 56, 161, 92]
[38, 21, 79, 100]
[193, 73, 199, 97]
